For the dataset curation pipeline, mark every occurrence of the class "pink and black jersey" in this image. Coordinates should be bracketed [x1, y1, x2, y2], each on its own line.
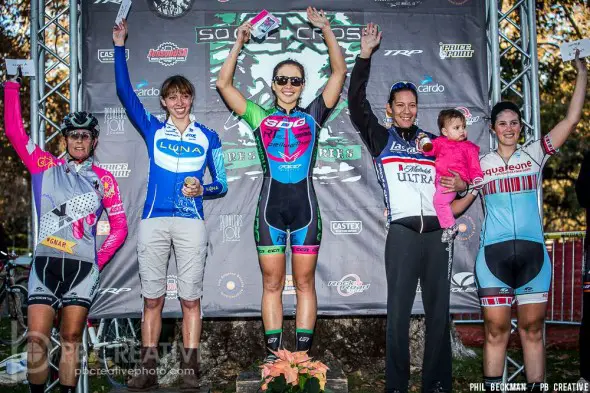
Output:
[3, 81, 128, 270]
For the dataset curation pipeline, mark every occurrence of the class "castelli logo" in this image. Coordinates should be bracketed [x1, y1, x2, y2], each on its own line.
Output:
[147, 42, 188, 66]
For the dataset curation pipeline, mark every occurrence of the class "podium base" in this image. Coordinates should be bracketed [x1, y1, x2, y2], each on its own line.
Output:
[236, 366, 348, 393]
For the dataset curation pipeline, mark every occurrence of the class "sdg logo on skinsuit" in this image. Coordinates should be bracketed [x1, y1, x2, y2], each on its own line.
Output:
[147, 42, 188, 66]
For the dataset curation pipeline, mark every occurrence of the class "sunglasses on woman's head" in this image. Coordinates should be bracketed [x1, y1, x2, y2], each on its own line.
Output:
[66, 130, 92, 141]
[390, 81, 417, 92]
[273, 76, 305, 87]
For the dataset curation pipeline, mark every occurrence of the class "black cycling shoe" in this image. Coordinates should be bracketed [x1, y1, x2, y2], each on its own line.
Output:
[263, 353, 278, 364]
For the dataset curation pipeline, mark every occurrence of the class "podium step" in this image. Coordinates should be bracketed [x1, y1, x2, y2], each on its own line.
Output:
[236, 366, 348, 393]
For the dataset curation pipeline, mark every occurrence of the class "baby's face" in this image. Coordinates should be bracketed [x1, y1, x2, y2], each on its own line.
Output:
[441, 117, 467, 141]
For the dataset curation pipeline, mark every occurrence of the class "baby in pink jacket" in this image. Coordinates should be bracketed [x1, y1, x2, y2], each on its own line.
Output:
[419, 109, 483, 242]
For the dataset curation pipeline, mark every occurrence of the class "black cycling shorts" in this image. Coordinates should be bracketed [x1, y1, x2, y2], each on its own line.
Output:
[28, 256, 100, 310]
[254, 178, 321, 255]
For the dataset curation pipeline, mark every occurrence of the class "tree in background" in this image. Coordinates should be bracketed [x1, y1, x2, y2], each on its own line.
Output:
[499, 1, 589, 231]
[536, 3, 589, 232]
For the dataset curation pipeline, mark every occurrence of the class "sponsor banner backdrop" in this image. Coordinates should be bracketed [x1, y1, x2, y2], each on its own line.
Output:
[84, 0, 486, 318]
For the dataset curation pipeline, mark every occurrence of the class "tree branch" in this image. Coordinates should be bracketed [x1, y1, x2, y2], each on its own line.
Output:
[560, 4, 584, 40]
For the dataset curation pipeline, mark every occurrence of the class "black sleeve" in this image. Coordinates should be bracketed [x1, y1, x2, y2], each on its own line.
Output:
[305, 94, 332, 128]
[347, 56, 389, 157]
[576, 151, 590, 209]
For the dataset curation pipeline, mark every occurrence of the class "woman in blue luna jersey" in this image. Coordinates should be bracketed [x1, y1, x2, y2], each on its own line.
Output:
[113, 19, 227, 391]
[452, 51, 587, 393]
[216, 7, 346, 361]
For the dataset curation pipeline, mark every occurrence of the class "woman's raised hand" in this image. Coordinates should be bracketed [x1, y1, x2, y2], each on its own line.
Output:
[236, 21, 253, 46]
[574, 49, 588, 76]
[307, 7, 329, 29]
[360, 22, 382, 58]
[112, 19, 128, 46]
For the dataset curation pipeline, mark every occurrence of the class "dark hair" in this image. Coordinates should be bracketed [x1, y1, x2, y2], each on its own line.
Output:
[160, 75, 195, 113]
[388, 86, 418, 106]
[437, 108, 466, 131]
[490, 101, 522, 126]
[272, 59, 306, 82]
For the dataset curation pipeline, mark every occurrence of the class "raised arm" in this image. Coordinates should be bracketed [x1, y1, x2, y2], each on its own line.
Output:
[203, 131, 228, 198]
[306, 7, 347, 109]
[547, 50, 588, 149]
[94, 167, 128, 271]
[347, 23, 388, 157]
[215, 21, 251, 116]
[113, 19, 159, 137]
[2, 81, 58, 173]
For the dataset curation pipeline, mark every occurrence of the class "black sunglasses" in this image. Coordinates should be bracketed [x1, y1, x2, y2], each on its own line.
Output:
[273, 76, 305, 87]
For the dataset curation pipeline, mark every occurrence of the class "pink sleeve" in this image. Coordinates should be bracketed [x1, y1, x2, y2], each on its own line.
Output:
[93, 166, 128, 270]
[466, 142, 484, 182]
[3, 82, 60, 173]
[423, 137, 440, 157]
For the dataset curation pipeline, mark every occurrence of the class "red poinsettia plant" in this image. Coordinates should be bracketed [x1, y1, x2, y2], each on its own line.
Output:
[260, 349, 329, 393]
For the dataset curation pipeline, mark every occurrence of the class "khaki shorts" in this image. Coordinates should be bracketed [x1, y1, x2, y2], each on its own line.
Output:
[137, 217, 207, 300]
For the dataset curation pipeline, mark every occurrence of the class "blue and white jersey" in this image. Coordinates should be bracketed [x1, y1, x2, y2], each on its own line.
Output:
[114, 45, 227, 220]
[478, 135, 557, 246]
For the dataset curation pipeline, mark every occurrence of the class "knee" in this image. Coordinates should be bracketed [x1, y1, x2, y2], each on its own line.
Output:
[485, 320, 511, 343]
[180, 298, 201, 311]
[518, 320, 544, 343]
[144, 296, 165, 311]
[60, 330, 83, 346]
[293, 275, 315, 293]
[27, 334, 48, 359]
[262, 274, 285, 294]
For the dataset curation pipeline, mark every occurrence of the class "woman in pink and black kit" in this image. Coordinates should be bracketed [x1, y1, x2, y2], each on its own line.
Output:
[420, 108, 483, 242]
[3, 79, 128, 393]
